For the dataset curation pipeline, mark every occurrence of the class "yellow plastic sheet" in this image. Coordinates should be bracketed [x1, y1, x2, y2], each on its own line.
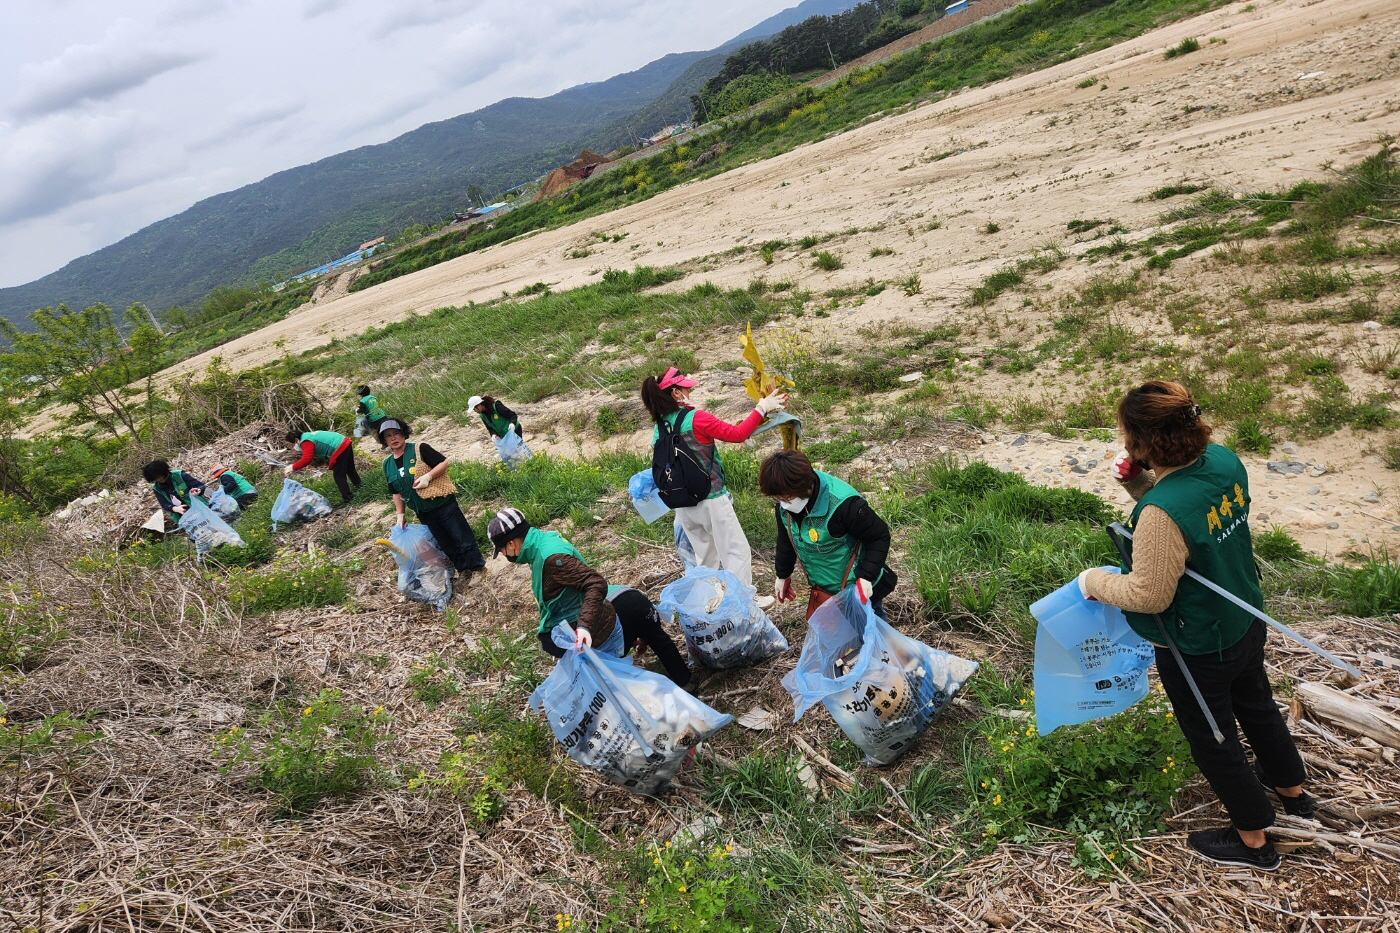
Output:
[739, 323, 799, 449]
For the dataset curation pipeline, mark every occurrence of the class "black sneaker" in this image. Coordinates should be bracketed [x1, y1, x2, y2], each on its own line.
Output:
[1254, 763, 1317, 818]
[1188, 827, 1281, 871]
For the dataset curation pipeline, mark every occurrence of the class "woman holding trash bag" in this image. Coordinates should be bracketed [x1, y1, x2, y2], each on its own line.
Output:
[1079, 381, 1313, 871]
[759, 449, 897, 621]
[284, 428, 361, 504]
[379, 418, 487, 574]
[469, 394, 522, 440]
[487, 507, 692, 688]
[355, 385, 387, 437]
[142, 460, 204, 522]
[208, 463, 258, 509]
[640, 366, 786, 591]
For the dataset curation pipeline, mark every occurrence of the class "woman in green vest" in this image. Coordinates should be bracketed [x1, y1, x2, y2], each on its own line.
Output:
[284, 427, 361, 504]
[378, 418, 486, 574]
[1080, 381, 1312, 872]
[486, 507, 692, 688]
[208, 463, 258, 509]
[142, 459, 204, 522]
[355, 385, 387, 436]
[468, 394, 522, 440]
[758, 449, 897, 621]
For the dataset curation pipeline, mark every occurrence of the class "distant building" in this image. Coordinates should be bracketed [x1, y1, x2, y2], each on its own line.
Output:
[358, 236, 386, 251]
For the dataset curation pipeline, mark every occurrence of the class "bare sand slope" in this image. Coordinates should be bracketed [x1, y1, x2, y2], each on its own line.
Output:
[167, 0, 1398, 377]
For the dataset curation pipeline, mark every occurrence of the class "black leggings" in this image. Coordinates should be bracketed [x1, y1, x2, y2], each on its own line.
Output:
[331, 450, 362, 503]
[538, 590, 692, 688]
[419, 497, 486, 572]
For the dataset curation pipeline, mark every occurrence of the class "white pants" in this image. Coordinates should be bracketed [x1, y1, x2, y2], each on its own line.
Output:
[676, 492, 753, 588]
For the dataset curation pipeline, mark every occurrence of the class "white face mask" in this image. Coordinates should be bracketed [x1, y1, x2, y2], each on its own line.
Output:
[779, 496, 809, 513]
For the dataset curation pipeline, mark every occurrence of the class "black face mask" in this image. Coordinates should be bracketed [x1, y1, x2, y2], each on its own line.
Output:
[504, 551, 520, 563]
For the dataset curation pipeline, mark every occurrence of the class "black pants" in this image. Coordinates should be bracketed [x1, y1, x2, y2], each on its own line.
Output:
[331, 450, 362, 503]
[419, 497, 486, 572]
[537, 589, 691, 688]
[1155, 620, 1305, 832]
[235, 492, 259, 509]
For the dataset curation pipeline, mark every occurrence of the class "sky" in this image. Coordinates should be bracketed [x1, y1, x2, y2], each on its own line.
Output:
[0, 0, 800, 289]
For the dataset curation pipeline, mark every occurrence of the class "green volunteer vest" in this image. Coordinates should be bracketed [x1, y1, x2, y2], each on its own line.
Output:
[360, 394, 386, 421]
[223, 471, 256, 498]
[152, 470, 194, 510]
[781, 472, 883, 592]
[382, 443, 449, 515]
[480, 405, 513, 439]
[653, 409, 724, 499]
[519, 527, 587, 634]
[1124, 443, 1262, 655]
[300, 430, 345, 462]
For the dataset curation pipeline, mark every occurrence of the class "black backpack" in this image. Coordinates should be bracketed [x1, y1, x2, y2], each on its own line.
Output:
[652, 411, 712, 508]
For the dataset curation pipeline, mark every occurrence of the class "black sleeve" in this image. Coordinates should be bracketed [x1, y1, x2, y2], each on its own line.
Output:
[827, 496, 891, 582]
[774, 505, 797, 579]
[219, 475, 237, 494]
[493, 400, 517, 421]
[416, 443, 446, 468]
[356, 401, 368, 415]
[183, 474, 205, 491]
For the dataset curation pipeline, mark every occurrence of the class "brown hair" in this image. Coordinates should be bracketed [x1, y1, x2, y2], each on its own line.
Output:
[759, 449, 818, 499]
[640, 376, 682, 423]
[1118, 380, 1211, 467]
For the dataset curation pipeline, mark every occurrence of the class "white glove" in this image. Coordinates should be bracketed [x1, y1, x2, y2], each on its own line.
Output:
[396, 513, 407, 530]
[855, 578, 873, 601]
[775, 578, 795, 603]
[755, 388, 787, 416]
[509, 424, 518, 434]
[189, 487, 203, 497]
[1111, 451, 1143, 483]
[283, 466, 294, 476]
[574, 627, 592, 650]
[171, 504, 186, 515]
[412, 475, 430, 490]
[1076, 569, 1098, 601]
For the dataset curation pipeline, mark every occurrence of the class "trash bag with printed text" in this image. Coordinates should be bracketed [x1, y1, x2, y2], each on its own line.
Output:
[529, 627, 732, 796]
[659, 566, 788, 669]
[783, 586, 978, 766]
[382, 524, 454, 611]
[178, 495, 245, 559]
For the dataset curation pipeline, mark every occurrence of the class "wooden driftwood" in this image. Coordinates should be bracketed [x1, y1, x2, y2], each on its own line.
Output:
[1296, 682, 1400, 750]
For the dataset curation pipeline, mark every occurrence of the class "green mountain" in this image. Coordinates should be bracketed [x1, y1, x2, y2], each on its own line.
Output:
[0, 0, 859, 330]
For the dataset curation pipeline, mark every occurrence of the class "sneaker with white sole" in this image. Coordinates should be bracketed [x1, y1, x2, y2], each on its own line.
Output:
[1187, 827, 1281, 871]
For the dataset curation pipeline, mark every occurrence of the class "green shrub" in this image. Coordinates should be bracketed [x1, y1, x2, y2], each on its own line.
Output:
[219, 689, 388, 817]
[0, 594, 66, 670]
[804, 433, 867, 465]
[1253, 525, 1307, 563]
[599, 840, 769, 933]
[1163, 37, 1201, 59]
[1325, 556, 1400, 616]
[812, 250, 842, 271]
[231, 555, 351, 612]
[1226, 418, 1270, 454]
[968, 692, 1193, 875]
[406, 655, 462, 709]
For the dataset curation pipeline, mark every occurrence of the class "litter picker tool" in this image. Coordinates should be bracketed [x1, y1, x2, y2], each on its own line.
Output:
[1109, 523, 1362, 679]
[1106, 523, 1224, 744]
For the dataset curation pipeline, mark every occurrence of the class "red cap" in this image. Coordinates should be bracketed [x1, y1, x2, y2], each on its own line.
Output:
[209, 463, 228, 479]
[658, 367, 697, 390]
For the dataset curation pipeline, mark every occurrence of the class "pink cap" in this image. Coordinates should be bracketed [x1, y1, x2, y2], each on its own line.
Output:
[658, 366, 697, 390]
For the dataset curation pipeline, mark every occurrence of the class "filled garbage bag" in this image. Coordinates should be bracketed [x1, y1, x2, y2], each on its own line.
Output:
[205, 484, 241, 522]
[783, 586, 978, 766]
[530, 629, 732, 796]
[628, 469, 671, 524]
[380, 524, 454, 611]
[178, 495, 245, 558]
[494, 431, 533, 470]
[659, 566, 788, 669]
[1031, 571, 1154, 735]
[353, 414, 369, 438]
[674, 518, 698, 570]
[270, 477, 333, 529]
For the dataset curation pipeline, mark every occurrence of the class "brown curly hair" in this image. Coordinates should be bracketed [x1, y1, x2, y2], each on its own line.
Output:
[1118, 381, 1211, 467]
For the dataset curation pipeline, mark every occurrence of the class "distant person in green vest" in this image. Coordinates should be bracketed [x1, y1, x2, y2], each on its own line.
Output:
[486, 506, 692, 688]
[355, 384, 387, 436]
[468, 394, 522, 440]
[759, 449, 897, 621]
[208, 463, 259, 509]
[283, 427, 361, 504]
[378, 418, 486, 574]
[1080, 380, 1313, 872]
[142, 460, 204, 523]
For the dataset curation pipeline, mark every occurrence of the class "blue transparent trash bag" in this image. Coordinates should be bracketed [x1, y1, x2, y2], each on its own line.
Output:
[783, 586, 978, 766]
[385, 524, 454, 611]
[270, 477, 332, 529]
[673, 518, 697, 569]
[1031, 570, 1154, 735]
[494, 431, 533, 470]
[529, 627, 733, 796]
[178, 495, 245, 559]
[659, 566, 788, 669]
[548, 612, 626, 658]
[205, 484, 241, 522]
[628, 470, 671, 524]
